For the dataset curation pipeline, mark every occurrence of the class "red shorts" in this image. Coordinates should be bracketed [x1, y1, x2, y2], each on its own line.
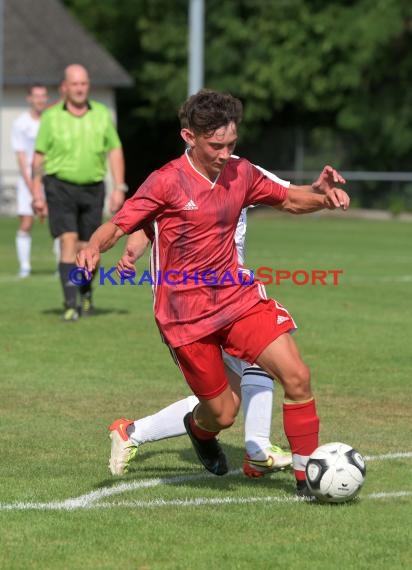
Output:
[172, 299, 296, 400]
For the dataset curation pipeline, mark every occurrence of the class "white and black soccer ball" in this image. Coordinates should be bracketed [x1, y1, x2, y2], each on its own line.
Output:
[305, 442, 366, 503]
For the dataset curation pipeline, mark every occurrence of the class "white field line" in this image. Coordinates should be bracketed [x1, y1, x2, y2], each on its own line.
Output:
[0, 470, 229, 512]
[0, 452, 411, 512]
[100, 490, 412, 509]
[364, 452, 412, 461]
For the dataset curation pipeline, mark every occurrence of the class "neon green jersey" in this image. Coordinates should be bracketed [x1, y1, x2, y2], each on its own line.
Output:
[35, 100, 121, 184]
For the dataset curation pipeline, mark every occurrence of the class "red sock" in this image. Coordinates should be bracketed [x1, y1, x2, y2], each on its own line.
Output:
[283, 399, 319, 481]
[189, 416, 219, 440]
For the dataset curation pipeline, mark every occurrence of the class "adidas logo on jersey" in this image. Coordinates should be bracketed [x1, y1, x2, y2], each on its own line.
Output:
[277, 315, 290, 325]
[183, 199, 198, 211]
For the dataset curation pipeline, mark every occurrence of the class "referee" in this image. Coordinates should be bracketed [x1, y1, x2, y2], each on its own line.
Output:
[32, 64, 127, 321]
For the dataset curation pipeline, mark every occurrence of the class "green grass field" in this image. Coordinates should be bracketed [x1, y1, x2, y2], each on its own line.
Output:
[0, 212, 411, 570]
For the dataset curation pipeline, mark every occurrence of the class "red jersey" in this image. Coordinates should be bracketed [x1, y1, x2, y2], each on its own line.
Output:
[111, 153, 287, 347]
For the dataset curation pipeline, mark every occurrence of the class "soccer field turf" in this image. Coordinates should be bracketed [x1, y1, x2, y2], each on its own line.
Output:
[0, 213, 411, 569]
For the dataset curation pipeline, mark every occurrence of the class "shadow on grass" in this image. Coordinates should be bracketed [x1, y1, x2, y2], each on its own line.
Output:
[30, 268, 59, 277]
[94, 442, 297, 496]
[41, 307, 130, 316]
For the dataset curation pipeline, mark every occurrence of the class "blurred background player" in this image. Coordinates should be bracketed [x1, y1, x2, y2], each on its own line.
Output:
[11, 84, 48, 278]
[31, 64, 127, 321]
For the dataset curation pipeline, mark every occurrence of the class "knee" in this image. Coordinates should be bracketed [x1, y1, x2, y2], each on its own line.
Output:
[20, 223, 32, 233]
[283, 362, 312, 400]
[215, 416, 236, 430]
[198, 388, 240, 431]
[214, 407, 238, 430]
[231, 394, 241, 418]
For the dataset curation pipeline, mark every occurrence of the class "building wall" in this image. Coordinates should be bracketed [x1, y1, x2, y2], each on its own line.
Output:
[0, 86, 118, 215]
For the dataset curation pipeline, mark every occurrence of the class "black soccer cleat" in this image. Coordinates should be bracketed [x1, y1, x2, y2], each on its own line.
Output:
[80, 293, 95, 317]
[296, 480, 317, 501]
[183, 412, 229, 476]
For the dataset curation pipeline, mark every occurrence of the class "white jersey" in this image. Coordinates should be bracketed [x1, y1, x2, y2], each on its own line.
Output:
[223, 161, 290, 375]
[11, 111, 41, 215]
[233, 159, 290, 265]
[11, 111, 40, 166]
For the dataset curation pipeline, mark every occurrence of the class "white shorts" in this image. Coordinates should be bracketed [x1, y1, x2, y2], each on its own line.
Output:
[222, 350, 246, 377]
[220, 290, 297, 379]
[222, 350, 274, 389]
[16, 178, 34, 216]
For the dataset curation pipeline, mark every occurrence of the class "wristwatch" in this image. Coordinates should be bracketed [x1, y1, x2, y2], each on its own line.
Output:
[115, 183, 129, 193]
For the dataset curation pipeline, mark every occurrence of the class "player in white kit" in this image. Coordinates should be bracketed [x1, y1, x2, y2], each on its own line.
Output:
[11, 85, 48, 277]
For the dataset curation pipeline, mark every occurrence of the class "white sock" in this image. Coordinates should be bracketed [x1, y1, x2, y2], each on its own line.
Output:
[241, 366, 274, 460]
[129, 395, 199, 445]
[16, 230, 32, 272]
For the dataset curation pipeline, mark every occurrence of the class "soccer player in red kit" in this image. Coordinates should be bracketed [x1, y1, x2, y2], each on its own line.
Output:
[78, 89, 349, 496]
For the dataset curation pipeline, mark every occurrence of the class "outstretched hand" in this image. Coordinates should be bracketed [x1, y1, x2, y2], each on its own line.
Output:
[323, 188, 350, 210]
[109, 189, 125, 214]
[116, 248, 138, 279]
[312, 165, 349, 210]
[32, 197, 48, 222]
[77, 246, 101, 275]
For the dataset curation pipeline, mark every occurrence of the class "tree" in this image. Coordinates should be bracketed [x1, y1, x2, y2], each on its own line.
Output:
[63, 0, 412, 178]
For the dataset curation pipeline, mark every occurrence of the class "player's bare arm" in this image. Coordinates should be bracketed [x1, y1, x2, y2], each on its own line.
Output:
[31, 151, 47, 217]
[108, 147, 127, 214]
[77, 221, 125, 273]
[31, 152, 44, 197]
[16, 151, 32, 190]
[116, 230, 150, 278]
[278, 187, 350, 214]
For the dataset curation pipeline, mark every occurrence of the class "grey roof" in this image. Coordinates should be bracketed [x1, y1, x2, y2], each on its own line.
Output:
[4, 0, 133, 87]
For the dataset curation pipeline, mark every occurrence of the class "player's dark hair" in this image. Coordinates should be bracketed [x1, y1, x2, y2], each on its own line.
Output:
[179, 89, 243, 135]
[27, 84, 47, 94]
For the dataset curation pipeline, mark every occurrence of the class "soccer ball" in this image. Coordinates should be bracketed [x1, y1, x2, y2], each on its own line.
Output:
[305, 442, 366, 503]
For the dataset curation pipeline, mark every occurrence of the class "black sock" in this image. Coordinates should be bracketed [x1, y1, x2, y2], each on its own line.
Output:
[59, 262, 78, 309]
[79, 280, 92, 298]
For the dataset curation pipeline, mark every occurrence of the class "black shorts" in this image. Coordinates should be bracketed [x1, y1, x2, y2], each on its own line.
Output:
[44, 175, 105, 241]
